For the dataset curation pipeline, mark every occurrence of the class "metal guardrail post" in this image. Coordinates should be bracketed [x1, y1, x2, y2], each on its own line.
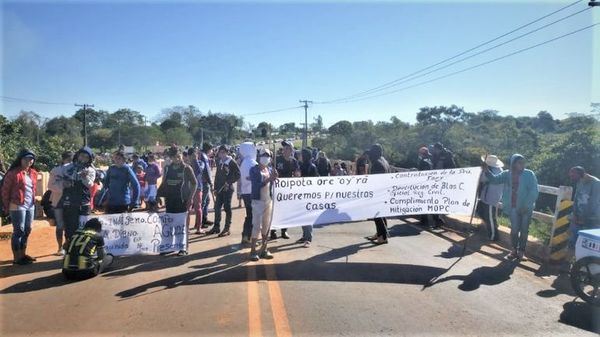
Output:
[547, 185, 573, 263]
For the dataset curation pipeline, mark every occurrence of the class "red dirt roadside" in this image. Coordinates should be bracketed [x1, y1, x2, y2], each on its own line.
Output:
[0, 219, 59, 264]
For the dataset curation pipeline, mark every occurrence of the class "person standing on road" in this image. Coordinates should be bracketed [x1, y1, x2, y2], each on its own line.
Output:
[200, 142, 214, 228]
[568, 166, 600, 247]
[417, 146, 436, 228]
[157, 147, 197, 256]
[431, 142, 457, 170]
[102, 151, 140, 214]
[297, 148, 319, 247]
[49, 151, 73, 256]
[144, 153, 162, 212]
[207, 145, 240, 237]
[271, 140, 300, 240]
[249, 149, 278, 261]
[188, 147, 206, 234]
[477, 155, 504, 241]
[2, 149, 38, 265]
[316, 151, 332, 177]
[485, 154, 539, 260]
[60, 147, 96, 248]
[355, 151, 370, 175]
[239, 142, 258, 245]
[62, 218, 114, 281]
[366, 144, 391, 245]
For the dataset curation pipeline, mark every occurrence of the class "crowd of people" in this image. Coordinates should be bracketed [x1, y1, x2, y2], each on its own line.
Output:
[0, 139, 598, 281]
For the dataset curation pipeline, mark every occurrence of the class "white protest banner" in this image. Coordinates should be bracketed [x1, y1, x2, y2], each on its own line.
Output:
[271, 167, 482, 229]
[79, 212, 187, 256]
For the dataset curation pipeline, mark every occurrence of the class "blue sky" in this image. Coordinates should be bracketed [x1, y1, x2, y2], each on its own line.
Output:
[2, 0, 598, 127]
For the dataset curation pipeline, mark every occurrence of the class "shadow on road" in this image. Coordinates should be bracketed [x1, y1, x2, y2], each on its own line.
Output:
[424, 259, 518, 291]
[0, 259, 63, 278]
[559, 300, 600, 334]
[115, 242, 447, 299]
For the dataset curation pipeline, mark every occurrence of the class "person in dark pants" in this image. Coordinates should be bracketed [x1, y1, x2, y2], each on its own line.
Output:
[60, 147, 96, 247]
[297, 148, 319, 247]
[271, 140, 300, 240]
[416, 146, 435, 228]
[365, 144, 391, 245]
[62, 218, 113, 280]
[477, 155, 504, 241]
[102, 151, 140, 214]
[157, 147, 197, 256]
[207, 145, 240, 237]
[200, 142, 214, 228]
[239, 142, 258, 245]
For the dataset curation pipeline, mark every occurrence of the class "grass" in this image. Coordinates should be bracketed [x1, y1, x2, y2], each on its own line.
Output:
[497, 213, 552, 245]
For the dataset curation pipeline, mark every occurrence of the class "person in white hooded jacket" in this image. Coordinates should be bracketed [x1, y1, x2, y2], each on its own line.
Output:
[239, 142, 258, 245]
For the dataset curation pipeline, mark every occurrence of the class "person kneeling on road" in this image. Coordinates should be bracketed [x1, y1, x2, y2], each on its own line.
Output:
[62, 218, 114, 280]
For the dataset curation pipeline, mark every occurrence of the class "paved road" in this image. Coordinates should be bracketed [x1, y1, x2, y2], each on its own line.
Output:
[1, 207, 598, 336]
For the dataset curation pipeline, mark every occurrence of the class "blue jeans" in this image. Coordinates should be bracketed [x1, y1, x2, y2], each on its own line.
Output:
[509, 208, 532, 252]
[11, 208, 34, 251]
[302, 225, 313, 242]
[201, 186, 210, 223]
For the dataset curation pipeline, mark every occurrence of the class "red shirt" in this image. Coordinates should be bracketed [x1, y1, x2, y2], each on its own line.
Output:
[1, 168, 38, 207]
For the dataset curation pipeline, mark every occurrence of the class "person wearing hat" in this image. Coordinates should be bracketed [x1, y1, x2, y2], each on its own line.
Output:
[249, 148, 278, 261]
[207, 145, 240, 236]
[2, 149, 39, 265]
[478, 155, 505, 241]
[271, 140, 300, 240]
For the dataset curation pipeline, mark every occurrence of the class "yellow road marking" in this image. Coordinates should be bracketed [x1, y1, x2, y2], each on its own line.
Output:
[247, 265, 263, 337]
[264, 259, 293, 337]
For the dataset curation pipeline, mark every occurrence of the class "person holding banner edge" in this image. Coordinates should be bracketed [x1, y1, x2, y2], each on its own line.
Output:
[249, 148, 278, 261]
[157, 147, 197, 256]
[366, 144, 391, 245]
[297, 148, 319, 247]
[271, 140, 300, 240]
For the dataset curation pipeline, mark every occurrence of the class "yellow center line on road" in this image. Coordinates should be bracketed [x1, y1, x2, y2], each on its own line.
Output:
[247, 265, 263, 337]
[264, 259, 293, 337]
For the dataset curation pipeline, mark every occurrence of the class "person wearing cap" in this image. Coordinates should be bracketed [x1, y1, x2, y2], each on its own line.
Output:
[249, 148, 278, 261]
[271, 140, 300, 240]
[48, 151, 74, 256]
[2, 149, 39, 265]
[131, 153, 147, 171]
[485, 154, 539, 260]
[60, 147, 97, 248]
[365, 144, 391, 244]
[568, 166, 600, 248]
[207, 145, 241, 236]
[478, 155, 504, 241]
[157, 147, 197, 256]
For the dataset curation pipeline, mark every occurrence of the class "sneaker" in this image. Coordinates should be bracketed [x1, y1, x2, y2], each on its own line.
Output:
[14, 258, 33, 265]
[55, 249, 65, 256]
[195, 229, 206, 235]
[303, 241, 311, 248]
[296, 238, 306, 244]
[207, 227, 221, 235]
[281, 231, 290, 239]
[506, 251, 518, 260]
[23, 255, 37, 262]
[177, 250, 188, 256]
[259, 250, 274, 259]
[270, 231, 278, 240]
[218, 230, 231, 237]
[241, 237, 250, 244]
[249, 254, 260, 262]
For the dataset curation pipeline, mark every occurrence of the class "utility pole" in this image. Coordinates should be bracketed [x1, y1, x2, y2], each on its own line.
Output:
[75, 103, 94, 147]
[299, 99, 313, 149]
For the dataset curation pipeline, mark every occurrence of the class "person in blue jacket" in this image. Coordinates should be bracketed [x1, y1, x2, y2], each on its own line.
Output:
[102, 151, 140, 214]
[485, 154, 539, 260]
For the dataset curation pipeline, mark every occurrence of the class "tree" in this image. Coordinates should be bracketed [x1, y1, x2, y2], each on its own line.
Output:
[311, 115, 323, 133]
[279, 122, 296, 135]
[416, 105, 464, 125]
[257, 122, 273, 138]
[328, 120, 353, 137]
[164, 127, 193, 146]
[73, 108, 108, 128]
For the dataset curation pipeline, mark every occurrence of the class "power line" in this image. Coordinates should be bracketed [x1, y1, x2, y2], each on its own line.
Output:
[322, 23, 598, 105]
[1, 95, 72, 106]
[240, 105, 304, 116]
[316, 0, 587, 104]
[318, 6, 592, 105]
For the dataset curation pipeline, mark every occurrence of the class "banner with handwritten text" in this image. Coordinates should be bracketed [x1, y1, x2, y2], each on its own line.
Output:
[270, 167, 482, 229]
[79, 212, 187, 256]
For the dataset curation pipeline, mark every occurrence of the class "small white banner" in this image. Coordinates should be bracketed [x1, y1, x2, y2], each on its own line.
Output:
[79, 212, 187, 256]
[270, 167, 482, 229]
